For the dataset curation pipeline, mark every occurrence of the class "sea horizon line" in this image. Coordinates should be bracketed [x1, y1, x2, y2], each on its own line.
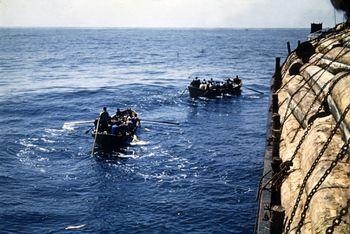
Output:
[0, 26, 313, 30]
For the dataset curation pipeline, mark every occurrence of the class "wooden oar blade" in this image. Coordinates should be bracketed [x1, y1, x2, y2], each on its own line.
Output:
[244, 87, 264, 95]
[85, 127, 93, 134]
[142, 119, 180, 125]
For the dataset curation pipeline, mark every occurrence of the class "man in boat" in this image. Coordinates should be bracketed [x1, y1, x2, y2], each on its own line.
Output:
[126, 117, 135, 132]
[190, 77, 200, 88]
[131, 113, 141, 128]
[233, 75, 241, 85]
[119, 108, 133, 118]
[116, 108, 122, 117]
[99, 107, 111, 132]
[223, 78, 232, 87]
[199, 79, 208, 90]
[111, 124, 119, 135]
[111, 109, 122, 122]
[126, 108, 136, 117]
[190, 79, 195, 86]
[118, 122, 129, 137]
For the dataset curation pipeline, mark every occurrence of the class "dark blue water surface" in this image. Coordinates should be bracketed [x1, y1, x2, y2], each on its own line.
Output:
[0, 28, 307, 233]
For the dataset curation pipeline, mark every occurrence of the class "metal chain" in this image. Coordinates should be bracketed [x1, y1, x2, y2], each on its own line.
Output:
[281, 45, 350, 128]
[284, 103, 350, 233]
[281, 71, 323, 127]
[278, 32, 343, 91]
[287, 72, 349, 164]
[298, 77, 332, 125]
[256, 76, 345, 197]
[290, 72, 350, 141]
[281, 68, 326, 127]
[326, 199, 350, 234]
[295, 136, 350, 233]
[278, 40, 349, 109]
[254, 73, 344, 213]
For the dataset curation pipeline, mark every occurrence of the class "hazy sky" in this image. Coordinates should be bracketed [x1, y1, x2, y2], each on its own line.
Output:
[0, 0, 346, 28]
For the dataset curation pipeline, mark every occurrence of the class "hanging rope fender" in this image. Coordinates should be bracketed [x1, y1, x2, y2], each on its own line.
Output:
[283, 102, 350, 233]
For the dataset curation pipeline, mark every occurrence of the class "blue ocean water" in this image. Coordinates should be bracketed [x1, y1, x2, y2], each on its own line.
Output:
[0, 28, 308, 233]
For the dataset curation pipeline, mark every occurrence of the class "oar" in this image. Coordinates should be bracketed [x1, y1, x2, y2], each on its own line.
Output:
[179, 87, 188, 97]
[91, 118, 100, 156]
[142, 119, 180, 125]
[244, 87, 264, 95]
[72, 120, 95, 124]
[85, 126, 93, 134]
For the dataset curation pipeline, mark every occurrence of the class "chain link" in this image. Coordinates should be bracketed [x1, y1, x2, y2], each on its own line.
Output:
[284, 103, 350, 233]
[253, 74, 345, 202]
[278, 40, 350, 111]
[290, 77, 335, 142]
[295, 136, 350, 233]
[281, 72, 324, 127]
[278, 34, 348, 93]
[326, 199, 350, 234]
[287, 72, 349, 164]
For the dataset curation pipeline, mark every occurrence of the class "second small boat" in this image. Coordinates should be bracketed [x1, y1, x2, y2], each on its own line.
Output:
[188, 76, 242, 99]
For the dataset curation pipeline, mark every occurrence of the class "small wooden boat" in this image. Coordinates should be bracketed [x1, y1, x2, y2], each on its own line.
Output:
[91, 129, 137, 154]
[91, 109, 140, 156]
[188, 85, 223, 99]
[188, 78, 242, 98]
